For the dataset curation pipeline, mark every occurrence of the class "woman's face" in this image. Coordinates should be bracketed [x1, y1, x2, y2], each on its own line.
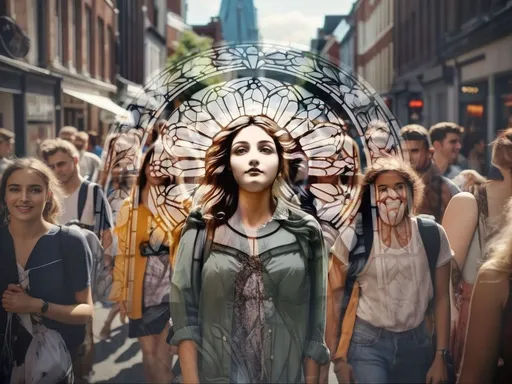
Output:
[144, 162, 169, 186]
[4, 168, 49, 223]
[230, 125, 280, 193]
[375, 171, 409, 226]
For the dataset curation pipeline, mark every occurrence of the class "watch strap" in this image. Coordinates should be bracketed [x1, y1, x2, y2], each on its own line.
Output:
[41, 300, 49, 314]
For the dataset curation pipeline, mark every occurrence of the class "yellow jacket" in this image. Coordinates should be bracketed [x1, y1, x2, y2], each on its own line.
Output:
[109, 199, 174, 319]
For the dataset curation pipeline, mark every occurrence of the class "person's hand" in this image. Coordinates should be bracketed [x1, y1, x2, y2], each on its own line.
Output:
[334, 359, 356, 384]
[2, 284, 40, 313]
[426, 355, 448, 384]
[119, 301, 128, 323]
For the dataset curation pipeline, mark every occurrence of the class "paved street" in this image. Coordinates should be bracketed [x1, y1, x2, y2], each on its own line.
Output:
[90, 303, 338, 383]
[91, 303, 144, 383]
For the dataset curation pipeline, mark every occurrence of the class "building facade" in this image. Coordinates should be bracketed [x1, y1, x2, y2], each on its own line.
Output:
[356, 0, 394, 106]
[333, 12, 356, 73]
[391, 0, 512, 150]
[117, 0, 146, 105]
[315, 15, 345, 65]
[441, 0, 512, 146]
[219, 0, 259, 44]
[192, 17, 223, 43]
[143, 0, 168, 85]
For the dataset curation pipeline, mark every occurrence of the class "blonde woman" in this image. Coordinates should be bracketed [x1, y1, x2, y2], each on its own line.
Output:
[458, 199, 512, 383]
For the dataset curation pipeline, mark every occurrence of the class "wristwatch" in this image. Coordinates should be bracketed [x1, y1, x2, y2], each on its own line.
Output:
[40, 300, 49, 314]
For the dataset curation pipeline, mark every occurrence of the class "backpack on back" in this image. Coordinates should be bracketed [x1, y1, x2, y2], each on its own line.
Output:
[64, 180, 112, 303]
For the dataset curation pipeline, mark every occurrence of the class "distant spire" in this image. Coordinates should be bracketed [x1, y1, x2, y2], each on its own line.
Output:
[219, 0, 259, 43]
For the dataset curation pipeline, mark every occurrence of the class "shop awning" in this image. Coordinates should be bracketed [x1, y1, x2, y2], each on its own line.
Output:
[63, 88, 130, 118]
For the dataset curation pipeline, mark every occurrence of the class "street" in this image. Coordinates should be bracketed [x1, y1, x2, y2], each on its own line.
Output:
[91, 303, 144, 383]
[90, 303, 338, 383]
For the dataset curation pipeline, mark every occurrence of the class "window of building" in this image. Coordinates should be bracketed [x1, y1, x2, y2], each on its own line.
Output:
[70, 0, 77, 68]
[85, 6, 92, 74]
[108, 26, 115, 83]
[98, 18, 105, 79]
[55, 0, 63, 63]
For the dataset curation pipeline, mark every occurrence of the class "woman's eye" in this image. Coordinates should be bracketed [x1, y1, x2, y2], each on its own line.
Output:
[260, 146, 274, 154]
[30, 188, 42, 193]
[235, 147, 247, 155]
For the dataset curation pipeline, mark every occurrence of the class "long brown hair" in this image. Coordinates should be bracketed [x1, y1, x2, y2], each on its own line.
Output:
[198, 115, 295, 227]
[482, 198, 512, 276]
[491, 128, 512, 173]
[0, 158, 63, 224]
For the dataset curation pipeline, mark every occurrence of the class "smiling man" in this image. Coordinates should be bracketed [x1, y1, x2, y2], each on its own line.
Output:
[429, 122, 465, 179]
[401, 124, 460, 223]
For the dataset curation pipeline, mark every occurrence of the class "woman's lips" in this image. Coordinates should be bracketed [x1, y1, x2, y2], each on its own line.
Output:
[15, 206, 33, 213]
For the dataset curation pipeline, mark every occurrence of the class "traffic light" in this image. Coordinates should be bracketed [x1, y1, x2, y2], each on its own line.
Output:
[408, 98, 424, 123]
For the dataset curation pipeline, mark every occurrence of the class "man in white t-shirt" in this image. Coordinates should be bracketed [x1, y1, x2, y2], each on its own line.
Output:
[41, 138, 113, 383]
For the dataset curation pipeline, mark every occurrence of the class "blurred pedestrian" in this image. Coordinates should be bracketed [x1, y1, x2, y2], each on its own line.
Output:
[109, 145, 175, 383]
[429, 122, 464, 179]
[401, 124, 460, 223]
[86, 130, 103, 158]
[58, 126, 78, 144]
[0, 128, 15, 178]
[467, 133, 486, 175]
[75, 131, 101, 182]
[458, 199, 512, 383]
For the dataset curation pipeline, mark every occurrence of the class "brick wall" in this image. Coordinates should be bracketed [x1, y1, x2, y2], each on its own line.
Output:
[167, 0, 183, 17]
[42, 0, 116, 82]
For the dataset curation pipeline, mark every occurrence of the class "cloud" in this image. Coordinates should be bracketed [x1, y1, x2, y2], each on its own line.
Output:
[258, 11, 323, 48]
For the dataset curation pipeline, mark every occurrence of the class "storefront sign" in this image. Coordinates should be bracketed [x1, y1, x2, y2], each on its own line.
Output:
[461, 86, 480, 94]
[26, 93, 54, 122]
[466, 104, 484, 117]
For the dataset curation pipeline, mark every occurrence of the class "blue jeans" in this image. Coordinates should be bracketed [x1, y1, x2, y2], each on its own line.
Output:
[348, 317, 433, 383]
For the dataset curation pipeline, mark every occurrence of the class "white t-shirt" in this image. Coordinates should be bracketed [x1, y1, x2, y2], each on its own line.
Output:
[58, 181, 112, 231]
[331, 217, 453, 332]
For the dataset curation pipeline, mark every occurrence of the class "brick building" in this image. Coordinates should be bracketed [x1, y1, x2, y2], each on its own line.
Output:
[355, 0, 394, 103]
[0, 0, 124, 156]
[391, 0, 512, 154]
[167, 0, 190, 58]
[192, 17, 223, 43]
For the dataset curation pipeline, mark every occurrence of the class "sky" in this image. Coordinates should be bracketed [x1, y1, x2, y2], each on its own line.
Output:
[186, 0, 357, 49]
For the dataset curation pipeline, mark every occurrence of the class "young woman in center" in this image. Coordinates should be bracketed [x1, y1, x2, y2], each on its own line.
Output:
[169, 115, 329, 383]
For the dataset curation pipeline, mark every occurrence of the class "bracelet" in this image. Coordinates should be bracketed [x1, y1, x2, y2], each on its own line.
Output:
[436, 348, 448, 355]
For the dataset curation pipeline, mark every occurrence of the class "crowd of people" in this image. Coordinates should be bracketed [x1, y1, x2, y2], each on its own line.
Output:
[0, 115, 511, 384]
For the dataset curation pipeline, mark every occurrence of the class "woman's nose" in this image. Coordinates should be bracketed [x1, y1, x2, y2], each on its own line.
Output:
[388, 188, 399, 198]
[20, 190, 29, 201]
[249, 158, 260, 167]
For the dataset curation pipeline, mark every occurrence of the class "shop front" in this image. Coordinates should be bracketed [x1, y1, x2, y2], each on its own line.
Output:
[496, 72, 512, 131]
[459, 81, 488, 139]
[0, 55, 61, 157]
[62, 84, 130, 141]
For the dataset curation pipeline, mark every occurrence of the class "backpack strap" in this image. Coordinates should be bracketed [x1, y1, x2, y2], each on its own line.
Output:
[417, 216, 441, 312]
[58, 225, 71, 282]
[340, 188, 373, 321]
[77, 180, 91, 222]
